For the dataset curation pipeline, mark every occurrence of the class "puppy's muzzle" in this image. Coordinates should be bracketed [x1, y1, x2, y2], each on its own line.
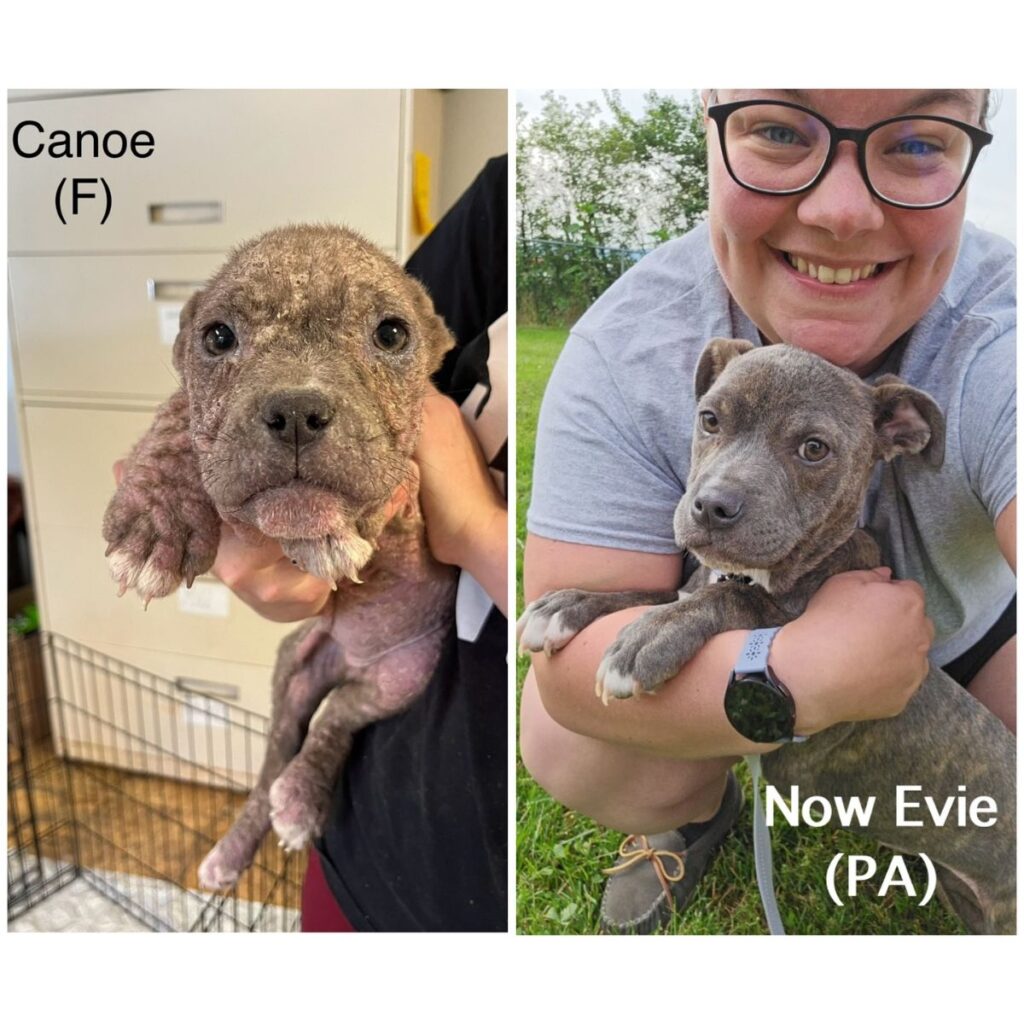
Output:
[261, 389, 334, 450]
[690, 488, 744, 530]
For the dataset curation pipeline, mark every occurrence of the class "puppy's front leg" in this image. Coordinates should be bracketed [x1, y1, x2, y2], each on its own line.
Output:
[597, 582, 785, 703]
[518, 587, 680, 657]
[103, 390, 221, 605]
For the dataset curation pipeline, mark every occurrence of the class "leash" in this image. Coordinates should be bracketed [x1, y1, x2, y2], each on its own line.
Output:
[745, 753, 788, 935]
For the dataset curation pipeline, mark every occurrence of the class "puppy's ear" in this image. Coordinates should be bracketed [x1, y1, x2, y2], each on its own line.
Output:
[172, 292, 201, 375]
[409, 281, 456, 374]
[694, 337, 756, 399]
[872, 375, 946, 467]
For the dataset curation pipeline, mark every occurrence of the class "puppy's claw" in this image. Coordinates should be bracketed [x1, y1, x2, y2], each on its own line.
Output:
[595, 657, 639, 704]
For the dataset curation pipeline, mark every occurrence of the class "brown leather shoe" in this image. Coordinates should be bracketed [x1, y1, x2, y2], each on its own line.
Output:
[598, 772, 742, 934]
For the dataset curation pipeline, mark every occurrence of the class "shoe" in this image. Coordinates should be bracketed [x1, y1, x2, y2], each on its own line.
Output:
[598, 772, 743, 934]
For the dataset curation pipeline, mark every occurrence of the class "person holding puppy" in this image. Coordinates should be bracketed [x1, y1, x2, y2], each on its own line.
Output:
[520, 90, 1014, 933]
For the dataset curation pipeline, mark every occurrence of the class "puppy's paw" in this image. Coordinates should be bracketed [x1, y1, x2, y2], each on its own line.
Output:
[516, 588, 617, 657]
[107, 537, 182, 606]
[198, 840, 246, 892]
[104, 494, 219, 605]
[516, 596, 579, 657]
[594, 604, 702, 704]
[594, 654, 644, 704]
[594, 623, 678, 705]
[282, 531, 374, 586]
[268, 763, 331, 853]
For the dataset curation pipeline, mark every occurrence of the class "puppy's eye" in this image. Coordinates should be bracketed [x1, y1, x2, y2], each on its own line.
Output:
[798, 438, 830, 463]
[203, 323, 237, 356]
[374, 319, 409, 353]
[699, 410, 719, 434]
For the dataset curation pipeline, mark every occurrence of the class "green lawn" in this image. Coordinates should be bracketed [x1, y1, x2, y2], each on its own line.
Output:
[514, 326, 962, 936]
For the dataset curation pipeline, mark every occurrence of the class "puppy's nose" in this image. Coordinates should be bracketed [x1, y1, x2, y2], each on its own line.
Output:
[690, 490, 744, 530]
[261, 390, 334, 449]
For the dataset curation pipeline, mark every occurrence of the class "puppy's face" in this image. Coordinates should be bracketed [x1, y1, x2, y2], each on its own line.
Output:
[675, 339, 944, 583]
[173, 226, 452, 541]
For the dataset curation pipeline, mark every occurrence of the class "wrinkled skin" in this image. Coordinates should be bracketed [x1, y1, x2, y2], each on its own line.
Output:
[103, 226, 457, 889]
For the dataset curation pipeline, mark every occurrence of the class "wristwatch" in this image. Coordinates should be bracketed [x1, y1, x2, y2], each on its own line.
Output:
[724, 627, 801, 743]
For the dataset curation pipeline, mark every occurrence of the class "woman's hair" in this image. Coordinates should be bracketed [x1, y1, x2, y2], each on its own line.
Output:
[980, 89, 997, 129]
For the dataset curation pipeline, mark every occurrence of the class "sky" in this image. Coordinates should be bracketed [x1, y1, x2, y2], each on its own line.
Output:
[517, 89, 1016, 244]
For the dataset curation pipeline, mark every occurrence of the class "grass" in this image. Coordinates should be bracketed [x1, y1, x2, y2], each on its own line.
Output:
[514, 325, 963, 936]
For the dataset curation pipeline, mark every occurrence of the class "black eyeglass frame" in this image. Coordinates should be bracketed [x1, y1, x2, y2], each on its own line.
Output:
[707, 99, 993, 211]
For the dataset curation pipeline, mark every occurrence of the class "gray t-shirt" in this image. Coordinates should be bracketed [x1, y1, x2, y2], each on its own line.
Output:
[527, 221, 1015, 665]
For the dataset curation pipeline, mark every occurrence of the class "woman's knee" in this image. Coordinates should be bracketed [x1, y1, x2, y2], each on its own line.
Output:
[519, 672, 579, 799]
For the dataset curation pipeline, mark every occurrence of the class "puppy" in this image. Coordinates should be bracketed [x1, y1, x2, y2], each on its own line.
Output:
[519, 338, 1015, 933]
[103, 225, 457, 889]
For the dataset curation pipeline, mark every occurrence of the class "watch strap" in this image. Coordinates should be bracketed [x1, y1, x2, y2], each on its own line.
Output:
[734, 627, 782, 674]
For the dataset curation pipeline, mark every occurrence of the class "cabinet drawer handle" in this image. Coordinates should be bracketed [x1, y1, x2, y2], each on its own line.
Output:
[148, 201, 223, 225]
[147, 280, 204, 301]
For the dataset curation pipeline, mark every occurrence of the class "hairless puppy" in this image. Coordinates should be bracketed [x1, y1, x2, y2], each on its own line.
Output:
[103, 226, 456, 890]
[519, 339, 1015, 934]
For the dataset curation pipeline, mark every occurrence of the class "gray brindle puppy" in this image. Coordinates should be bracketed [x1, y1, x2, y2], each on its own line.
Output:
[518, 337, 1015, 934]
[103, 226, 456, 890]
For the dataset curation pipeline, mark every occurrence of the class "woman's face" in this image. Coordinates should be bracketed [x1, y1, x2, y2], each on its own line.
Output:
[706, 89, 985, 374]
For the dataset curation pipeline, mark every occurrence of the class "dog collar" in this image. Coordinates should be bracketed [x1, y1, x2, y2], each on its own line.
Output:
[711, 571, 755, 585]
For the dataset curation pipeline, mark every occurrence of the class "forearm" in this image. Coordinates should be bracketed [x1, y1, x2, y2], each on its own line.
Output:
[531, 606, 778, 759]
[456, 504, 508, 616]
[531, 567, 930, 759]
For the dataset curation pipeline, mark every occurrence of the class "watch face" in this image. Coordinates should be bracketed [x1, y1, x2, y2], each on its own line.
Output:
[724, 672, 795, 743]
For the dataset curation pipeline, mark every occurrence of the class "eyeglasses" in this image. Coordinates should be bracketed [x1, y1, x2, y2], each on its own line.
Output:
[707, 99, 993, 210]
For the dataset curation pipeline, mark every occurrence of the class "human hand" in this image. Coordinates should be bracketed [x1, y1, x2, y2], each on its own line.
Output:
[210, 523, 335, 623]
[413, 388, 507, 612]
[772, 568, 933, 734]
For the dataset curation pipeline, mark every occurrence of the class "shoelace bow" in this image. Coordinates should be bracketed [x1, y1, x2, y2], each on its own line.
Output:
[602, 835, 686, 906]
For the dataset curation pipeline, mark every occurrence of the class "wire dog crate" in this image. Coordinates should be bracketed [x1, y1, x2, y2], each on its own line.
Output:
[7, 631, 306, 932]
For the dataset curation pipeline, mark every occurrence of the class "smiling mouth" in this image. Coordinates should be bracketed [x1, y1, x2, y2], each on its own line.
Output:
[778, 249, 892, 286]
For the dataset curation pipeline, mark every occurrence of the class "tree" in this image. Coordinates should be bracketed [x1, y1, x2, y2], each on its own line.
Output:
[517, 90, 709, 325]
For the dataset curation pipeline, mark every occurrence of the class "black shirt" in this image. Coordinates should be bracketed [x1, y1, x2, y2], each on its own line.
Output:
[316, 156, 508, 931]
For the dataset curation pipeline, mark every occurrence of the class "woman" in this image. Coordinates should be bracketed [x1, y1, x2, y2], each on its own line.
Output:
[520, 90, 1015, 933]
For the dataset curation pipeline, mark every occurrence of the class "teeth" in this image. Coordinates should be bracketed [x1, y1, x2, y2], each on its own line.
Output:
[786, 253, 880, 284]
